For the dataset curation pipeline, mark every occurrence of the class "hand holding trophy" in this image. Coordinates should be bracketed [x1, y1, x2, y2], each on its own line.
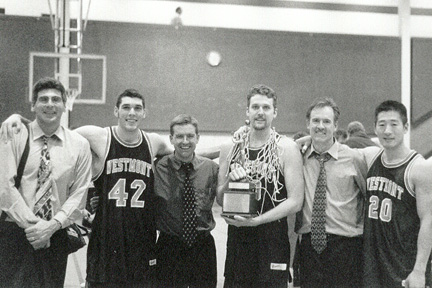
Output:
[221, 131, 261, 223]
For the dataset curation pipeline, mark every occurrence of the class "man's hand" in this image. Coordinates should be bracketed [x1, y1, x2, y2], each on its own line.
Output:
[403, 269, 425, 288]
[233, 125, 249, 143]
[221, 214, 261, 227]
[82, 209, 95, 229]
[295, 135, 312, 154]
[90, 196, 100, 212]
[229, 163, 247, 181]
[25, 219, 59, 250]
[0, 114, 24, 143]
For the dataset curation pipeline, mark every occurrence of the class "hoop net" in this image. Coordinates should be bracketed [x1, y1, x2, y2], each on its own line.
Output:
[65, 88, 80, 111]
[226, 128, 286, 214]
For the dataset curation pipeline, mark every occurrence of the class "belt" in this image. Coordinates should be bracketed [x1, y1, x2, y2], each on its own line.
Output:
[302, 232, 361, 242]
[158, 231, 212, 248]
[0, 212, 7, 222]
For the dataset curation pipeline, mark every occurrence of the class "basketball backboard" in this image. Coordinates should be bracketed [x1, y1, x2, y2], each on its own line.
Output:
[29, 52, 106, 105]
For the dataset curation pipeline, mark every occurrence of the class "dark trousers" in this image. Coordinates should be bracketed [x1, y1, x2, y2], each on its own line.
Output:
[298, 233, 363, 288]
[223, 278, 288, 288]
[87, 281, 153, 288]
[0, 221, 69, 288]
[153, 232, 217, 288]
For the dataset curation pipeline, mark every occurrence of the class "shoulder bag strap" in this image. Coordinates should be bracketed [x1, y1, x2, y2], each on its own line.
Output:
[14, 124, 30, 189]
[1, 124, 30, 221]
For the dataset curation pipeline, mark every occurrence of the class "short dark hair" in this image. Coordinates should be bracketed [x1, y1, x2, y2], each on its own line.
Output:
[170, 114, 199, 135]
[374, 100, 407, 125]
[247, 84, 277, 108]
[306, 97, 340, 123]
[292, 130, 309, 141]
[116, 89, 145, 108]
[32, 77, 66, 105]
[347, 121, 366, 136]
[335, 129, 348, 143]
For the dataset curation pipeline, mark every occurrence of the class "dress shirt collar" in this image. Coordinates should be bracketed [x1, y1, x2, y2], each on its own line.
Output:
[169, 153, 199, 171]
[30, 120, 65, 142]
[307, 138, 339, 161]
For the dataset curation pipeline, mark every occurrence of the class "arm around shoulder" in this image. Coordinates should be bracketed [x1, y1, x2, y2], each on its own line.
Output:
[216, 141, 233, 206]
[271, 137, 304, 213]
[357, 145, 381, 169]
[0, 113, 31, 142]
[147, 132, 173, 158]
[196, 144, 221, 160]
[405, 158, 432, 286]
[74, 125, 107, 144]
[74, 125, 107, 176]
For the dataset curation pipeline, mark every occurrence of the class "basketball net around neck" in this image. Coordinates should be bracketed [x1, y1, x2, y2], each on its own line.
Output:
[226, 128, 286, 212]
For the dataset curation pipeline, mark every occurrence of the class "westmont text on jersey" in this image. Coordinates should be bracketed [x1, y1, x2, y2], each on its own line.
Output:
[367, 176, 404, 200]
[106, 158, 152, 177]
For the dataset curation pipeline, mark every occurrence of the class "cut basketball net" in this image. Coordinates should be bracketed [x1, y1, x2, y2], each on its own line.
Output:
[65, 88, 80, 111]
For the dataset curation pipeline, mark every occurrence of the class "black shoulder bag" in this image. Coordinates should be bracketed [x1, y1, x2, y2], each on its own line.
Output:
[65, 222, 87, 254]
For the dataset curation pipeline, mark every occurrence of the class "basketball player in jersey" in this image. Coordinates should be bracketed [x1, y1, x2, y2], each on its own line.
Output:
[362, 100, 432, 288]
[217, 84, 304, 288]
[72, 89, 172, 287]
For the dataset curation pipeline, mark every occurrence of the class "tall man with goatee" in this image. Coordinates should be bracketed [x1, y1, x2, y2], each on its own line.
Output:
[217, 84, 304, 288]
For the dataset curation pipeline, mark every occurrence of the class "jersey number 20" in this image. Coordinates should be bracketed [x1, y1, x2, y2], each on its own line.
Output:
[108, 178, 146, 208]
[368, 195, 392, 222]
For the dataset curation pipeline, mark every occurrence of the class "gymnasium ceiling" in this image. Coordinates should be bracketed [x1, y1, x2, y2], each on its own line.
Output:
[2, 0, 432, 37]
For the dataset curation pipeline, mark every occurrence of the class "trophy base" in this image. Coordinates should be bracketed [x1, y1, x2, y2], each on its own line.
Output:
[222, 181, 260, 218]
[221, 212, 258, 219]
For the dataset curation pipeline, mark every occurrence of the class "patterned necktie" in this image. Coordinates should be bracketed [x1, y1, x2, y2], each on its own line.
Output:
[311, 152, 331, 254]
[181, 162, 197, 247]
[34, 135, 53, 220]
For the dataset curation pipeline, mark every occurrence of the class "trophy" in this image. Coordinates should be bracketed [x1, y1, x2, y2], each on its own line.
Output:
[222, 125, 261, 217]
[222, 180, 261, 218]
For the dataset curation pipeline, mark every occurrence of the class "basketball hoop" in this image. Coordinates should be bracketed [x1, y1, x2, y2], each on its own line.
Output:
[65, 88, 80, 111]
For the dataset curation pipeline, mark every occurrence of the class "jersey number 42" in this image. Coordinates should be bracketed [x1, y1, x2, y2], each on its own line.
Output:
[108, 178, 146, 208]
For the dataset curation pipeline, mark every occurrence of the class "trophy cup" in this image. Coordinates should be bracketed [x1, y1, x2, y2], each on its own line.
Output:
[222, 180, 261, 218]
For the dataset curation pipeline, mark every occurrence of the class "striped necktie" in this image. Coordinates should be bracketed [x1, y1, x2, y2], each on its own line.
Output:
[311, 152, 331, 254]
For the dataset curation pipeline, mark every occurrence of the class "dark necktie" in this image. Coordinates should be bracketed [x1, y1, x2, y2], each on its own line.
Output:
[311, 152, 331, 254]
[181, 162, 197, 247]
[34, 135, 53, 220]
